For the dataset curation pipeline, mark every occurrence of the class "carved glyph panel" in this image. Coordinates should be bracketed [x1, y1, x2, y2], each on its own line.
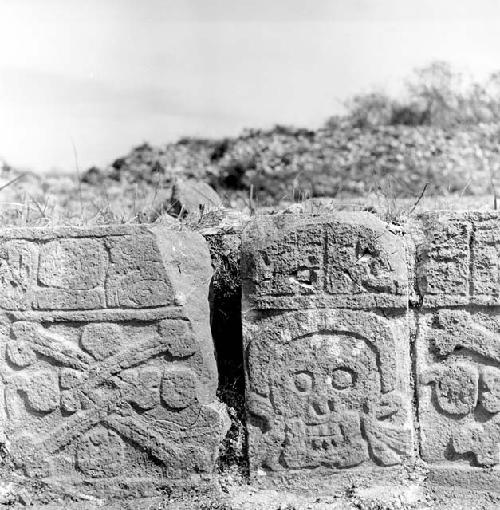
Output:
[416, 212, 500, 307]
[242, 213, 408, 310]
[417, 309, 500, 467]
[0, 232, 175, 311]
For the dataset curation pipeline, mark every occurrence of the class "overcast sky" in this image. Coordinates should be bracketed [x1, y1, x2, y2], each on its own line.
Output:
[1, 0, 500, 172]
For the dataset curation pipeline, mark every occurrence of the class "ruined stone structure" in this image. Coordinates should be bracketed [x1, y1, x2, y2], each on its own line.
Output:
[0, 225, 228, 499]
[3, 212, 500, 505]
[242, 211, 500, 492]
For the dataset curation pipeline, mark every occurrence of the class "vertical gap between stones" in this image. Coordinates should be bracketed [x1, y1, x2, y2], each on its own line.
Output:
[408, 230, 424, 462]
[409, 306, 424, 461]
[468, 222, 475, 299]
[205, 233, 248, 478]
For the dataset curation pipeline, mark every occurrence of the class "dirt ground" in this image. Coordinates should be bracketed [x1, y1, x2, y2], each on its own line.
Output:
[14, 483, 499, 510]
[2, 465, 498, 510]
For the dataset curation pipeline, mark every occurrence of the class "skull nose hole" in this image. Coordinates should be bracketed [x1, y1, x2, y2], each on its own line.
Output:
[312, 399, 329, 416]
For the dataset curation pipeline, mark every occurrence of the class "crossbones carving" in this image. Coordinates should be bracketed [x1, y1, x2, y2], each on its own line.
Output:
[4, 320, 216, 478]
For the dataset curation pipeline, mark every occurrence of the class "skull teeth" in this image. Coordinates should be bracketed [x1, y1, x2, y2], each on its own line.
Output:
[305, 422, 342, 438]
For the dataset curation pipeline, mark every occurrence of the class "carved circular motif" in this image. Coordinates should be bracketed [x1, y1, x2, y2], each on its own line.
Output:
[76, 428, 124, 478]
[6, 341, 36, 368]
[480, 366, 500, 414]
[25, 370, 60, 413]
[293, 372, 313, 393]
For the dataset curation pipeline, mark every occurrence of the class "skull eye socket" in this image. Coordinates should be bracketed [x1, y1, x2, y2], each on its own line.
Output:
[293, 371, 313, 393]
[331, 368, 355, 390]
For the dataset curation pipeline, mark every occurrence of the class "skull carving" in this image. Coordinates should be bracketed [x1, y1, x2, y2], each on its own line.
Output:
[246, 310, 413, 471]
[418, 309, 500, 467]
[275, 332, 377, 468]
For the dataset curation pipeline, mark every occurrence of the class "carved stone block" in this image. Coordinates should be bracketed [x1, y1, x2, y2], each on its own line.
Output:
[244, 309, 413, 475]
[416, 212, 500, 307]
[242, 213, 408, 310]
[242, 215, 413, 481]
[0, 226, 228, 498]
[417, 308, 500, 470]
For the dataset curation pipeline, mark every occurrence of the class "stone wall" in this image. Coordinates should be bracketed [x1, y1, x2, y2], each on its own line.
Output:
[3, 213, 500, 504]
[241, 211, 500, 492]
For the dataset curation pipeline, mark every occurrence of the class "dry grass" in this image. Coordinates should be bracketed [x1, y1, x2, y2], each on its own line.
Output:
[0, 171, 175, 227]
[0, 162, 495, 230]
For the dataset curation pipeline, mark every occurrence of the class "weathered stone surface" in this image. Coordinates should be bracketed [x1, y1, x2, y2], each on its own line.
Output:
[242, 213, 408, 310]
[244, 309, 413, 474]
[414, 211, 500, 490]
[170, 180, 223, 217]
[0, 226, 181, 311]
[38, 238, 107, 290]
[105, 234, 174, 308]
[415, 211, 500, 307]
[0, 225, 228, 498]
[417, 308, 500, 468]
[242, 214, 413, 480]
[0, 240, 39, 310]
